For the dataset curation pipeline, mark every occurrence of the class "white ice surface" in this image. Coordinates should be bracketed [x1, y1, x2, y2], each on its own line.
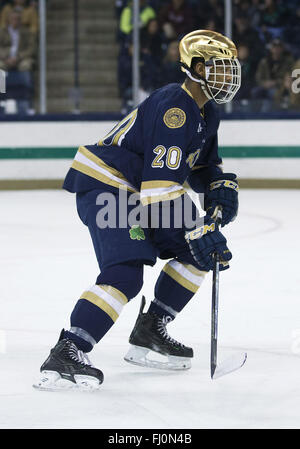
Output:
[0, 189, 300, 429]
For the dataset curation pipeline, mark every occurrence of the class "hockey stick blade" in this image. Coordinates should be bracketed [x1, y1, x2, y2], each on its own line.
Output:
[211, 352, 247, 379]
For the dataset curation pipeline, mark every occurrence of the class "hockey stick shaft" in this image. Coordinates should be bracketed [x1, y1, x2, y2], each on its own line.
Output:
[211, 252, 220, 378]
[209, 207, 247, 379]
[210, 206, 222, 378]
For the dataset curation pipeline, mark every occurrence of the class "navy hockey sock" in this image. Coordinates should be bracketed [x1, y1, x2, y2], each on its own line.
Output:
[148, 259, 207, 319]
[66, 262, 144, 352]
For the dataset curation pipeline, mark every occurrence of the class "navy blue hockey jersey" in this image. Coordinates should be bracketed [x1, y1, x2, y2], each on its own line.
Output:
[63, 83, 222, 205]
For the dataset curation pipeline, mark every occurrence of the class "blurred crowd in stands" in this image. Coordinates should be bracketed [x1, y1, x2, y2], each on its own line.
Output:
[0, 0, 38, 114]
[115, 0, 300, 114]
[0, 0, 299, 116]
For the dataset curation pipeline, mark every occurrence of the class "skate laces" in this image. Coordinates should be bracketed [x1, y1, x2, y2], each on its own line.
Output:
[157, 316, 184, 347]
[66, 341, 93, 367]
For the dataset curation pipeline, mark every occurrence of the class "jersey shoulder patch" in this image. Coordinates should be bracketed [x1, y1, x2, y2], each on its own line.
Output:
[163, 107, 186, 129]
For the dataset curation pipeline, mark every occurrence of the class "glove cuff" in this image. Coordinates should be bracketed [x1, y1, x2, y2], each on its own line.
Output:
[185, 215, 216, 243]
[209, 173, 239, 193]
[211, 173, 237, 182]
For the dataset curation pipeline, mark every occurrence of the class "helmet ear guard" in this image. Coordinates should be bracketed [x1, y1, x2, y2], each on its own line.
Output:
[180, 61, 213, 101]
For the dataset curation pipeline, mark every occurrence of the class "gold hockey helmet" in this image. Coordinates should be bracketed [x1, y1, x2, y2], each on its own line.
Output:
[179, 30, 241, 104]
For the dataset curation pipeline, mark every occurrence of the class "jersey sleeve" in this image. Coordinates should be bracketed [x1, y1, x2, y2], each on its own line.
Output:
[140, 105, 192, 205]
[186, 133, 223, 193]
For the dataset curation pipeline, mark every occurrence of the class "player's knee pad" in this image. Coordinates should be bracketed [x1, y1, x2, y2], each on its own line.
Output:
[96, 262, 144, 301]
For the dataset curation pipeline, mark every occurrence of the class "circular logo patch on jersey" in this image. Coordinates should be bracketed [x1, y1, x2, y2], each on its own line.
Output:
[163, 108, 186, 129]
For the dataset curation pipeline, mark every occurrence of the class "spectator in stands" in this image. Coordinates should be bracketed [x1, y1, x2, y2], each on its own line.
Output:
[159, 40, 185, 86]
[149, 0, 169, 11]
[234, 44, 256, 101]
[246, 0, 264, 28]
[158, 0, 195, 41]
[273, 71, 300, 110]
[204, 18, 220, 33]
[259, 0, 288, 30]
[234, 0, 253, 16]
[282, 5, 300, 58]
[119, 0, 156, 38]
[115, 0, 127, 20]
[0, 9, 35, 71]
[140, 18, 167, 66]
[114, 0, 299, 114]
[118, 39, 160, 113]
[233, 13, 264, 65]
[0, 10, 36, 113]
[195, 0, 224, 31]
[0, 0, 38, 35]
[252, 39, 295, 111]
[257, 0, 291, 45]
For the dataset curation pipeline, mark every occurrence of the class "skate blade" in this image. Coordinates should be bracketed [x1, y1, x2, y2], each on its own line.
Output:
[33, 370, 101, 392]
[124, 345, 192, 371]
[212, 352, 247, 379]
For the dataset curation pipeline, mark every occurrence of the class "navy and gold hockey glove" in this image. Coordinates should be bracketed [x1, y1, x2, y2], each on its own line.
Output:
[185, 215, 232, 272]
[205, 173, 239, 227]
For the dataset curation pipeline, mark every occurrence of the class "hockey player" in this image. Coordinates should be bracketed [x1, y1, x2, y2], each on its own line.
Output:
[34, 30, 241, 391]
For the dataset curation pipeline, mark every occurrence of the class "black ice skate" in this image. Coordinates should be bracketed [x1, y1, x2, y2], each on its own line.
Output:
[124, 296, 193, 370]
[33, 330, 103, 391]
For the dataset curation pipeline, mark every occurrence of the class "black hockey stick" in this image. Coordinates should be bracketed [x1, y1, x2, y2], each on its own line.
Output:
[210, 251, 220, 378]
[210, 208, 247, 379]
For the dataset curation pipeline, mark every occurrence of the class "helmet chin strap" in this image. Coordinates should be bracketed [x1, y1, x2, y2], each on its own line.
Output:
[182, 67, 212, 101]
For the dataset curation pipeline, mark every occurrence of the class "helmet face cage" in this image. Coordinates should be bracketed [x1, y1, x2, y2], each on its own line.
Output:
[205, 57, 241, 104]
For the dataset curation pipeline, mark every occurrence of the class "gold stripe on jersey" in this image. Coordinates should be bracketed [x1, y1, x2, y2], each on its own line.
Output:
[141, 189, 186, 205]
[71, 146, 138, 193]
[141, 180, 180, 189]
[140, 180, 185, 205]
[98, 108, 138, 146]
[162, 260, 206, 293]
[78, 146, 130, 181]
[191, 164, 209, 171]
[181, 83, 193, 99]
